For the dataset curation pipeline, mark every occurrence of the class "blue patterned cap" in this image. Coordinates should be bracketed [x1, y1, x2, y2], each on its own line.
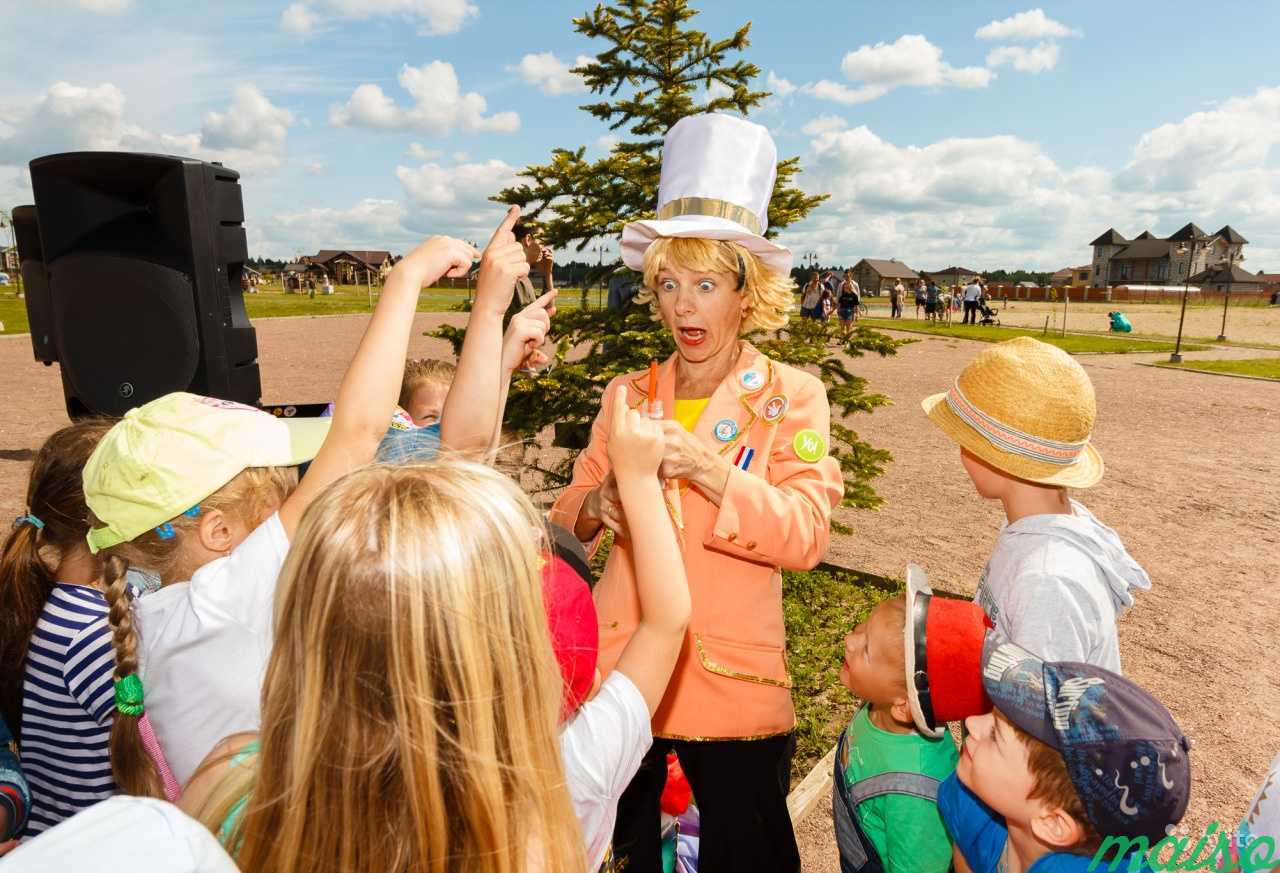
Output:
[981, 635, 1191, 842]
[375, 422, 442, 465]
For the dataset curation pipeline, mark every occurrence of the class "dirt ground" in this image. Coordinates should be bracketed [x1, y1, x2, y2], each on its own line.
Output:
[865, 296, 1280, 346]
[1, 313, 1277, 871]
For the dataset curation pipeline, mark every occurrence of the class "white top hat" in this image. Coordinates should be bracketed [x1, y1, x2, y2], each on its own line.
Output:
[621, 113, 792, 274]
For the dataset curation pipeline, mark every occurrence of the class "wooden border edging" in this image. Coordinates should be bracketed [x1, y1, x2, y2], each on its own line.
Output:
[787, 743, 836, 825]
[812, 561, 968, 601]
[1137, 362, 1280, 383]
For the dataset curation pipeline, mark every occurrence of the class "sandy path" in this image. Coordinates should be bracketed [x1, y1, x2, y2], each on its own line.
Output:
[2, 315, 1277, 871]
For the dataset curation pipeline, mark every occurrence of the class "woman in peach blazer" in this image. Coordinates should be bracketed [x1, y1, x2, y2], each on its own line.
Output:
[550, 222, 842, 872]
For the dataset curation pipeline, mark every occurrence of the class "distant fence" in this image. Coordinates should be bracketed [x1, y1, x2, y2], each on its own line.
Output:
[985, 283, 1274, 305]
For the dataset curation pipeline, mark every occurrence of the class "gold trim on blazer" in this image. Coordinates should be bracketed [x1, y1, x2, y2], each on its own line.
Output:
[694, 633, 793, 689]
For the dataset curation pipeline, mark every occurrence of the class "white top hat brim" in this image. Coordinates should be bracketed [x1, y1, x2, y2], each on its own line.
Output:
[904, 563, 945, 738]
[621, 215, 793, 275]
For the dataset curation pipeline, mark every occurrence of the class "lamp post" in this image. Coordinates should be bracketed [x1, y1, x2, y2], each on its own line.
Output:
[1170, 238, 1198, 363]
[1217, 246, 1237, 342]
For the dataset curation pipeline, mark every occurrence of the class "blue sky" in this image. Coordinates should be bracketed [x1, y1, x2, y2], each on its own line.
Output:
[3, 0, 1280, 271]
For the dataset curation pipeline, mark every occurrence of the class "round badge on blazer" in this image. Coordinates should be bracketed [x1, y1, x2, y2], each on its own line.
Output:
[793, 428, 826, 462]
[713, 418, 739, 442]
[763, 394, 788, 423]
[740, 370, 764, 391]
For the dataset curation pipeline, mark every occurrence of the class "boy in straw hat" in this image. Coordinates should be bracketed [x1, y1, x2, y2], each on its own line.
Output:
[921, 337, 1151, 672]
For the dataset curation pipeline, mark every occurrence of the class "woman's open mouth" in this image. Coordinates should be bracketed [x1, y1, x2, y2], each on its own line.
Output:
[677, 327, 707, 346]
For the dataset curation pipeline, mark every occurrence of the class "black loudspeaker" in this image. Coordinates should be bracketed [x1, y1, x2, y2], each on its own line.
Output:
[15, 152, 261, 417]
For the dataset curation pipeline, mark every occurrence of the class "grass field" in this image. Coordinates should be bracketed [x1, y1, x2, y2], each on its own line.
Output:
[859, 316, 1207, 354]
[0, 283, 610, 336]
[1156, 357, 1280, 380]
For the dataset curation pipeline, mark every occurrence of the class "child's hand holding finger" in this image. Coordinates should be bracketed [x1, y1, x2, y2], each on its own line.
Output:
[607, 385, 664, 481]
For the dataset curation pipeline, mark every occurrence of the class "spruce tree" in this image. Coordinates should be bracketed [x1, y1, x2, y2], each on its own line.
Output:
[434, 0, 900, 521]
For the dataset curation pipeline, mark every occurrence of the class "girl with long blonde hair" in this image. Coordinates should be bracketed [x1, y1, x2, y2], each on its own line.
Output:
[181, 461, 584, 873]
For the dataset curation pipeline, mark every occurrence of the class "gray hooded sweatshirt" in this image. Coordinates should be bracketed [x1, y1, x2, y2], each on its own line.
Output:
[973, 499, 1151, 673]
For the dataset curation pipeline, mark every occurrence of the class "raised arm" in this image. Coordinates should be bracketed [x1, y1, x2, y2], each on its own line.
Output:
[280, 235, 477, 537]
[604, 386, 691, 715]
[439, 206, 531, 455]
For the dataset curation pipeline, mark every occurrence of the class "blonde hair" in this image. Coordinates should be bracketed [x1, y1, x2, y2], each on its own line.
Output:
[96, 465, 297, 797]
[399, 358, 456, 409]
[195, 462, 583, 873]
[637, 237, 794, 332]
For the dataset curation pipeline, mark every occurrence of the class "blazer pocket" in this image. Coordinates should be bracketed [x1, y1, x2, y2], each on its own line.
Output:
[694, 632, 792, 689]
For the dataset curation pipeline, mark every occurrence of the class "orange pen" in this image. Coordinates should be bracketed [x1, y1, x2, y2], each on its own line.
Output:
[647, 359, 658, 414]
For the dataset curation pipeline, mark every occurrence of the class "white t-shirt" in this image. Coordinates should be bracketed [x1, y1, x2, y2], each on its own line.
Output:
[559, 672, 652, 871]
[5, 796, 238, 873]
[963, 283, 983, 301]
[135, 513, 289, 785]
[801, 285, 822, 309]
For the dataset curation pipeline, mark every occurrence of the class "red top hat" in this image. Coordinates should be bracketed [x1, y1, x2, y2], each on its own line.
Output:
[903, 564, 994, 737]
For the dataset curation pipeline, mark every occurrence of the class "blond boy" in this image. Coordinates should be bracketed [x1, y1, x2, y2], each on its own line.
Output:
[922, 337, 1150, 672]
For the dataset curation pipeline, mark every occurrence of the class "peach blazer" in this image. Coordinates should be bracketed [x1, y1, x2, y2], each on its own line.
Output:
[549, 343, 843, 740]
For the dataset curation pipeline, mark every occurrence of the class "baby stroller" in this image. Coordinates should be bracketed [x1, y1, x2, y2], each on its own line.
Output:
[977, 297, 1000, 326]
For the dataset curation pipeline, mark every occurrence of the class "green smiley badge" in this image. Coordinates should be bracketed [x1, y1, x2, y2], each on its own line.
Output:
[792, 429, 826, 462]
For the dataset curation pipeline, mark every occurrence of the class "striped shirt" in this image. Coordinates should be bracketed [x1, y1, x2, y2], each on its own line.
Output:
[20, 584, 116, 836]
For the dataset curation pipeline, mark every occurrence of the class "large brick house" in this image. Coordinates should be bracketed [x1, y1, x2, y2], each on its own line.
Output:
[1089, 223, 1246, 288]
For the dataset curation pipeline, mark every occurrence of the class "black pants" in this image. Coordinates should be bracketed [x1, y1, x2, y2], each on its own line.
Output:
[890, 300, 902, 318]
[963, 300, 977, 323]
[612, 734, 799, 873]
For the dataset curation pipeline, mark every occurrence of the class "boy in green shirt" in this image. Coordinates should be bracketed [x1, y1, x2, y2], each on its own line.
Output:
[835, 596, 959, 873]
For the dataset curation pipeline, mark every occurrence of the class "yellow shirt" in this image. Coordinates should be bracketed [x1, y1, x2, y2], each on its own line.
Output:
[673, 397, 711, 433]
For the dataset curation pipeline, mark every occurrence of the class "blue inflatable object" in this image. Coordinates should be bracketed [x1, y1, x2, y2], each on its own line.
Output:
[1109, 311, 1132, 333]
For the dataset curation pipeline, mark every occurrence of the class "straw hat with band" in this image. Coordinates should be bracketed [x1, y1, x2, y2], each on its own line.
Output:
[620, 112, 792, 275]
[84, 392, 330, 553]
[921, 337, 1104, 488]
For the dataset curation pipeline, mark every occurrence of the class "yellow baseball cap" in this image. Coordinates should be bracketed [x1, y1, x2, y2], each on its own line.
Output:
[84, 393, 331, 553]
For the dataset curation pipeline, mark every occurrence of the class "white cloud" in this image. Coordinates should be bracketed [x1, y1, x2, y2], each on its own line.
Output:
[281, 3, 317, 35]
[801, 114, 849, 136]
[280, 0, 477, 37]
[511, 52, 591, 96]
[985, 41, 1061, 74]
[801, 80, 888, 106]
[50, 0, 135, 11]
[330, 62, 519, 135]
[786, 83, 1280, 271]
[304, 162, 328, 175]
[976, 9, 1081, 41]
[0, 81, 294, 174]
[702, 80, 733, 105]
[803, 34, 990, 107]
[597, 134, 620, 151]
[840, 34, 992, 89]
[396, 158, 518, 209]
[766, 71, 796, 97]
[1116, 86, 1280, 192]
[259, 198, 411, 258]
[201, 85, 294, 152]
[406, 142, 442, 160]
